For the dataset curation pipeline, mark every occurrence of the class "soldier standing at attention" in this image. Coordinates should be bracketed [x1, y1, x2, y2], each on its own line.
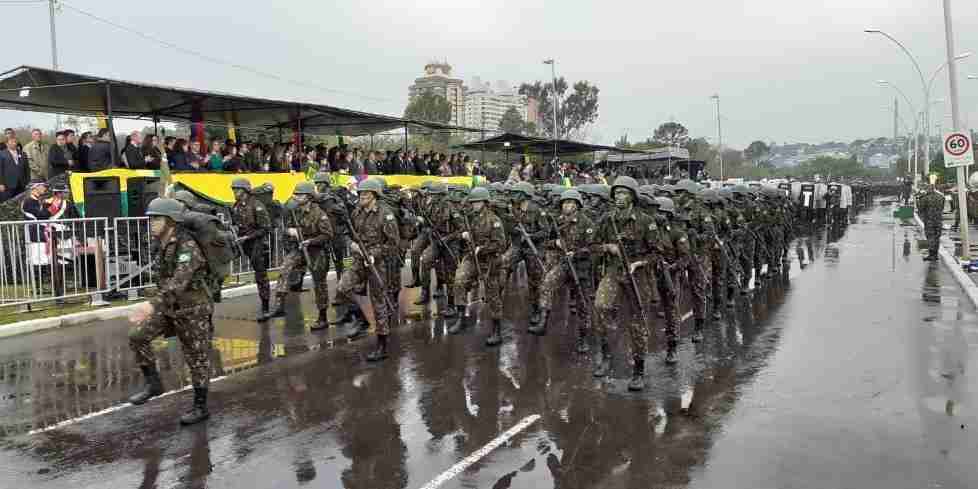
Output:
[128, 198, 214, 426]
[448, 187, 508, 345]
[229, 179, 272, 320]
[264, 182, 335, 329]
[918, 184, 946, 261]
[336, 179, 402, 361]
[533, 189, 598, 353]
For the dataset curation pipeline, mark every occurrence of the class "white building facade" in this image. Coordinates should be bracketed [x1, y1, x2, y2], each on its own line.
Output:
[463, 78, 528, 132]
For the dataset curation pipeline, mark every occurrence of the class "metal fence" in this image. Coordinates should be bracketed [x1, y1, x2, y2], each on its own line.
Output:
[0, 217, 111, 309]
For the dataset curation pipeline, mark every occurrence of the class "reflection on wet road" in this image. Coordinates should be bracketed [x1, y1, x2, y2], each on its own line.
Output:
[1, 201, 977, 489]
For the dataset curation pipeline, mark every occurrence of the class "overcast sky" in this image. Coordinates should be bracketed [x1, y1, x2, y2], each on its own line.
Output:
[1, 0, 977, 149]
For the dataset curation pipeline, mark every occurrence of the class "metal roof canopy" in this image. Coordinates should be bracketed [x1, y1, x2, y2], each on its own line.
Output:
[0, 65, 481, 136]
[454, 132, 645, 155]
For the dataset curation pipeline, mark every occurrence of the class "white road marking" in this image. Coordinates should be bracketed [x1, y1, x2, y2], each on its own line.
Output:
[27, 375, 229, 436]
[416, 414, 541, 489]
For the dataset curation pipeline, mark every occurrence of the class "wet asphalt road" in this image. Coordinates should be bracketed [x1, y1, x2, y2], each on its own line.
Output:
[2, 201, 977, 489]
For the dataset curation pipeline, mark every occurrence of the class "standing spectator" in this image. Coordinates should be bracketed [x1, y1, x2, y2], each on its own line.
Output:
[223, 144, 243, 173]
[124, 132, 145, 169]
[0, 129, 30, 200]
[242, 142, 258, 172]
[169, 139, 190, 170]
[64, 129, 78, 169]
[363, 150, 378, 175]
[413, 153, 429, 175]
[427, 153, 440, 175]
[47, 131, 72, 178]
[77, 132, 92, 172]
[23, 128, 49, 180]
[141, 135, 162, 170]
[88, 127, 112, 171]
[345, 150, 362, 176]
[440, 156, 454, 176]
[163, 136, 176, 162]
[507, 164, 521, 182]
[188, 140, 206, 170]
[207, 140, 224, 171]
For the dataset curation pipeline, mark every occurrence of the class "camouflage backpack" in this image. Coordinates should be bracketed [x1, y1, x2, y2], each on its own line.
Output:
[181, 211, 237, 284]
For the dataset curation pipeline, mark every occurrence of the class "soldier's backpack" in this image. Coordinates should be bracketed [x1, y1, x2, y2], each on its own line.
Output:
[252, 185, 283, 225]
[182, 211, 237, 285]
[380, 187, 419, 241]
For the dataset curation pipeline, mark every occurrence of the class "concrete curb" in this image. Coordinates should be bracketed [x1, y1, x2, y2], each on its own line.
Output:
[914, 214, 978, 310]
[0, 271, 334, 340]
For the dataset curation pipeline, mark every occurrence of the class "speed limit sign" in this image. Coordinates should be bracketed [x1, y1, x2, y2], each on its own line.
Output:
[944, 131, 975, 168]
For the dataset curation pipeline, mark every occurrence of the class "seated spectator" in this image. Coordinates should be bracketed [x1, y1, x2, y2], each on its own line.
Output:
[47, 131, 72, 178]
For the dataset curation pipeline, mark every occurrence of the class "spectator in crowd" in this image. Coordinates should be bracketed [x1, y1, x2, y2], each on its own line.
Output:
[223, 144, 243, 173]
[345, 150, 362, 176]
[440, 156, 454, 176]
[163, 136, 176, 161]
[414, 152, 429, 175]
[427, 153, 440, 175]
[141, 134, 162, 170]
[363, 150, 378, 175]
[207, 140, 224, 171]
[23, 128, 49, 181]
[168, 138, 190, 170]
[119, 134, 133, 168]
[88, 127, 113, 171]
[188, 140, 206, 170]
[77, 131, 92, 172]
[21, 179, 67, 299]
[48, 131, 72, 178]
[64, 129, 78, 168]
[0, 129, 30, 201]
[242, 142, 259, 172]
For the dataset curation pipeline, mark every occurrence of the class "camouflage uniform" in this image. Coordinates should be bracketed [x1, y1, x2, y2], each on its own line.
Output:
[681, 197, 714, 329]
[274, 200, 335, 312]
[336, 201, 402, 336]
[658, 210, 689, 353]
[918, 188, 945, 260]
[418, 192, 463, 308]
[129, 228, 214, 388]
[231, 193, 272, 304]
[501, 199, 549, 323]
[452, 203, 508, 320]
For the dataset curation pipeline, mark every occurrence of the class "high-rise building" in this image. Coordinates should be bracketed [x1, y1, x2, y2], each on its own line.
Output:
[463, 77, 528, 133]
[407, 61, 465, 126]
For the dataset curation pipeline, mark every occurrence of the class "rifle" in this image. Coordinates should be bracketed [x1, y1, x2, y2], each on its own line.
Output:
[219, 213, 247, 258]
[516, 222, 546, 271]
[460, 212, 487, 296]
[546, 213, 590, 311]
[420, 206, 459, 266]
[341, 208, 398, 313]
[609, 216, 651, 329]
[289, 209, 314, 269]
[714, 235, 744, 293]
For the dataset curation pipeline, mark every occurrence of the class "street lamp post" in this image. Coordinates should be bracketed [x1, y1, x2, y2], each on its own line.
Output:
[543, 59, 560, 162]
[711, 94, 723, 181]
[941, 0, 970, 259]
[878, 80, 920, 182]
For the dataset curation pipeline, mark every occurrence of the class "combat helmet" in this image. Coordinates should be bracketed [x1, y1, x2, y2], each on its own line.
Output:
[145, 197, 186, 223]
[172, 190, 197, 208]
[610, 176, 640, 197]
[312, 172, 331, 185]
[468, 187, 490, 203]
[357, 179, 383, 196]
[231, 178, 252, 191]
[559, 189, 584, 207]
[293, 182, 316, 195]
[512, 181, 535, 199]
[656, 197, 676, 215]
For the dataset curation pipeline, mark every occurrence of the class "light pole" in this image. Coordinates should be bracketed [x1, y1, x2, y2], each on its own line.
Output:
[711, 94, 723, 181]
[543, 59, 560, 162]
[923, 53, 971, 176]
[941, 0, 970, 259]
[878, 80, 921, 181]
[49, 0, 60, 130]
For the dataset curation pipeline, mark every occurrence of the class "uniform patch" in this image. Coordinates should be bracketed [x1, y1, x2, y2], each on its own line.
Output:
[385, 214, 394, 221]
[649, 224, 656, 231]
[178, 253, 191, 263]
[493, 221, 501, 228]
[586, 227, 593, 234]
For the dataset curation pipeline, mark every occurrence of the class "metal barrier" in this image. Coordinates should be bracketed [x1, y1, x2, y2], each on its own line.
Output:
[111, 217, 154, 299]
[0, 217, 111, 309]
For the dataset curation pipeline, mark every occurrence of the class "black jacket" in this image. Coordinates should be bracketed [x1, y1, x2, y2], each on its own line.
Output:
[21, 196, 52, 242]
[0, 148, 30, 200]
[48, 144, 71, 179]
[77, 144, 90, 172]
[413, 157, 428, 175]
[88, 141, 114, 171]
[124, 145, 144, 169]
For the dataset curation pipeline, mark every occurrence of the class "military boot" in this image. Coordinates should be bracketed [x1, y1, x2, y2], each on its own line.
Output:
[442, 295, 457, 318]
[593, 338, 612, 377]
[179, 387, 210, 425]
[259, 294, 287, 321]
[366, 334, 389, 362]
[691, 318, 705, 343]
[346, 310, 370, 340]
[129, 365, 164, 405]
[447, 306, 467, 334]
[310, 309, 330, 330]
[576, 325, 590, 354]
[332, 302, 355, 326]
[485, 318, 503, 346]
[433, 285, 445, 299]
[529, 304, 542, 327]
[528, 308, 549, 336]
[628, 356, 646, 391]
[409, 263, 422, 288]
[665, 339, 679, 365]
[414, 286, 430, 305]
[255, 298, 269, 322]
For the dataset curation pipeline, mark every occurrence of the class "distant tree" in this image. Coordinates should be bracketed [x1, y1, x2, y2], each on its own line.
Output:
[404, 90, 452, 123]
[744, 140, 771, 166]
[615, 134, 630, 148]
[519, 78, 599, 140]
[498, 107, 525, 134]
[651, 122, 690, 147]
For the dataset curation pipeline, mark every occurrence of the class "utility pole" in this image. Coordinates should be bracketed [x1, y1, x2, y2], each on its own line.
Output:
[893, 97, 899, 141]
[942, 0, 970, 259]
[712, 94, 723, 180]
[543, 59, 559, 161]
[49, 0, 60, 130]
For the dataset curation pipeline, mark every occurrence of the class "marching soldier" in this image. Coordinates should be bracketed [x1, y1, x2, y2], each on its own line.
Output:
[502, 182, 549, 329]
[336, 179, 402, 361]
[415, 183, 463, 317]
[593, 176, 669, 391]
[263, 182, 335, 329]
[656, 197, 688, 360]
[128, 198, 214, 426]
[534, 189, 598, 353]
[675, 180, 714, 339]
[407, 182, 433, 289]
[229, 178, 272, 320]
[918, 184, 945, 261]
[448, 187, 508, 345]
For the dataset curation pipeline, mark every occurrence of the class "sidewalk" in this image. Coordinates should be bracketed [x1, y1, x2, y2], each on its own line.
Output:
[914, 210, 978, 309]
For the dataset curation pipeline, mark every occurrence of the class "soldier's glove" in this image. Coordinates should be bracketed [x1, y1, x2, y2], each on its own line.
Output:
[287, 228, 299, 239]
[350, 241, 363, 256]
[300, 240, 312, 249]
[604, 244, 621, 257]
[475, 246, 482, 257]
[462, 231, 471, 241]
[417, 216, 425, 225]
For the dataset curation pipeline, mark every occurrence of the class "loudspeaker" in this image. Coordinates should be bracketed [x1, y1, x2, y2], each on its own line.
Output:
[83, 177, 122, 219]
[126, 177, 160, 218]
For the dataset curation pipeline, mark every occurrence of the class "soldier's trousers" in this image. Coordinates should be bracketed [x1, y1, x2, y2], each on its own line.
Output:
[275, 248, 331, 311]
[710, 249, 726, 309]
[331, 236, 349, 276]
[411, 232, 430, 280]
[421, 240, 459, 292]
[925, 225, 941, 257]
[740, 237, 755, 289]
[539, 259, 592, 323]
[502, 245, 544, 306]
[453, 255, 504, 319]
[337, 255, 400, 335]
[594, 267, 657, 357]
[129, 303, 214, 388]
[242, 239, 270, 303]
[688, 255, 709, 320]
